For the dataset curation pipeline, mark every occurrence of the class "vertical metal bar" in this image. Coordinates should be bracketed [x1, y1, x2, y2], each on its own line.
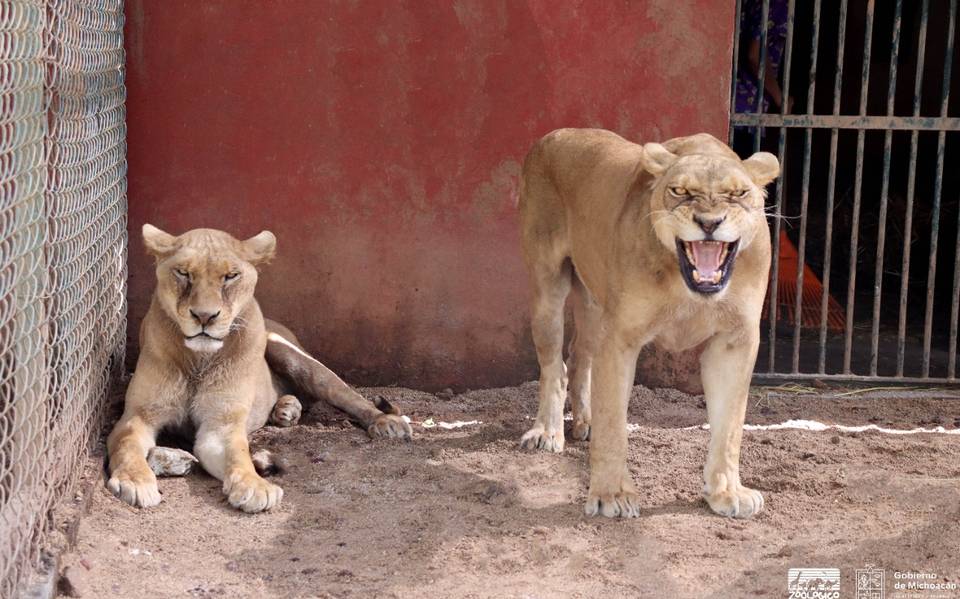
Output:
[897, 0, 929, 376]
[843, 0, 875, 374]
[818, 0, 849, 374]
[922, 0, 955, 377]
[730, 0, 744, 144]
[792, 0, 820, 373]
[869, 0, 902, 375]
[753, 0, 772, 154]
[765, 0, 795, 372]
[768, 132, 787, 373]
[951, 193, 960, 379]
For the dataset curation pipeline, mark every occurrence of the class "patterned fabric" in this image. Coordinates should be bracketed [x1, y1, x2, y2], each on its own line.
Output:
[735, 0, 789, 114]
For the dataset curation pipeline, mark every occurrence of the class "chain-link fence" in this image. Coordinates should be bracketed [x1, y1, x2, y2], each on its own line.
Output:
[0, 0, 126, 595]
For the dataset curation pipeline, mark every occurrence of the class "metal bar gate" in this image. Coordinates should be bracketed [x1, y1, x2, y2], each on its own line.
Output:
[730, 0, 960, 384]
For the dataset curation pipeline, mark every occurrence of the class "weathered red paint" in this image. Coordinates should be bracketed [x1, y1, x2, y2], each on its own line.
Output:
[124, 1, 734, 390]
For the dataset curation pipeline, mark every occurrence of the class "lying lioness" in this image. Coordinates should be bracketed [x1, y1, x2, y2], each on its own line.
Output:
[519, 129, 779, 518]
[107, 225, 412, 513]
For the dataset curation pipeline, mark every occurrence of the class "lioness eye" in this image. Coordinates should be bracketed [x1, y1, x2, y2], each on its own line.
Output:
[668, 186, 687, 196]
[224, 272, 239, 282]
[731, 189, 748, 198]
[174, 269, 189, 278]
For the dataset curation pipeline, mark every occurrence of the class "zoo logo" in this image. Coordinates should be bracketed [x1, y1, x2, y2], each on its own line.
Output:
[787, 568, 841, 599]
[856, 565, 884, 599]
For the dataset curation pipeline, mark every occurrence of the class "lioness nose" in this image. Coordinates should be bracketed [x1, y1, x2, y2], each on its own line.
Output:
[190, 309, 221, 327]
[694, 214, 725, 235]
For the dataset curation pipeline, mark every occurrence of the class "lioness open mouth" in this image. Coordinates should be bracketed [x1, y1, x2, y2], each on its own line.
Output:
[675, 238, 739, 294]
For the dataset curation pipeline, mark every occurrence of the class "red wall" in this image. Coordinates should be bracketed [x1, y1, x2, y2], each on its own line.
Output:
[124, 0, 734, 390]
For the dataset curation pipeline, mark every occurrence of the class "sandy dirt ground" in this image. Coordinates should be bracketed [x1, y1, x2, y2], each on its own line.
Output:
[54, 383, 960, 598]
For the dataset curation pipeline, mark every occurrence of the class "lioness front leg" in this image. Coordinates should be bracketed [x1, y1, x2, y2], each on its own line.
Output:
[584, 328, 643, 518]
[107, 413, 161, 508]
[194, 422, 283, 513]
[106, 360, 182, 507]
[700, 330, 764, 518]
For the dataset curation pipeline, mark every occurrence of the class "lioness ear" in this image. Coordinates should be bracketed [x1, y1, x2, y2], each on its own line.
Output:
[142, 224, 177, 258]
[242, 231, 276, 265]
[742, 151, 780, 186]
[640, 142, 678, 176]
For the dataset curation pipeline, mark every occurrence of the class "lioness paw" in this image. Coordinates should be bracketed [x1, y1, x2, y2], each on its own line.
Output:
[367, 413, 412, 440]
[224, 472, 283, 513]
[107, 469, 161, 508]
[704, 485, 764, 519]
[584, 489, 641, 518]
[270, 395, 302, 428]
[571, 419, 591, 442]
[147, 446, 198, 477]
[520, 425, 564, 452]
[585, 474, 641, 518]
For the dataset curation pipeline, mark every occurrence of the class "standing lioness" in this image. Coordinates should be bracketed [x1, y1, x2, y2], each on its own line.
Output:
[107, 225, 412, 513]
[519, 129, 779, 518]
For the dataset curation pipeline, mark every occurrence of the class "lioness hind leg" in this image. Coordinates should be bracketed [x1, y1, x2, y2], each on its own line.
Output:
[270, 394, 302, 427]
[567, 272, 601, 442]
[265, 330, 412, 440]
[520, 258, 572, 453]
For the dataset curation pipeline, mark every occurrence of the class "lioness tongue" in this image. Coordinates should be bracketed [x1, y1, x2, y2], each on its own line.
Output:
[689, 241, 723, 277]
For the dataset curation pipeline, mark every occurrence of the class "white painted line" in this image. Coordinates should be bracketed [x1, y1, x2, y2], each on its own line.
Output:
[437, 420, 482, 430]
[672, 419, 960, 435]
[456, 415, 959, 436]
[419, 417, 483, 430]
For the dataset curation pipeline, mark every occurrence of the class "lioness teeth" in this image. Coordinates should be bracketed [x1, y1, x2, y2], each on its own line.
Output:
[692, 270, 723, 284]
